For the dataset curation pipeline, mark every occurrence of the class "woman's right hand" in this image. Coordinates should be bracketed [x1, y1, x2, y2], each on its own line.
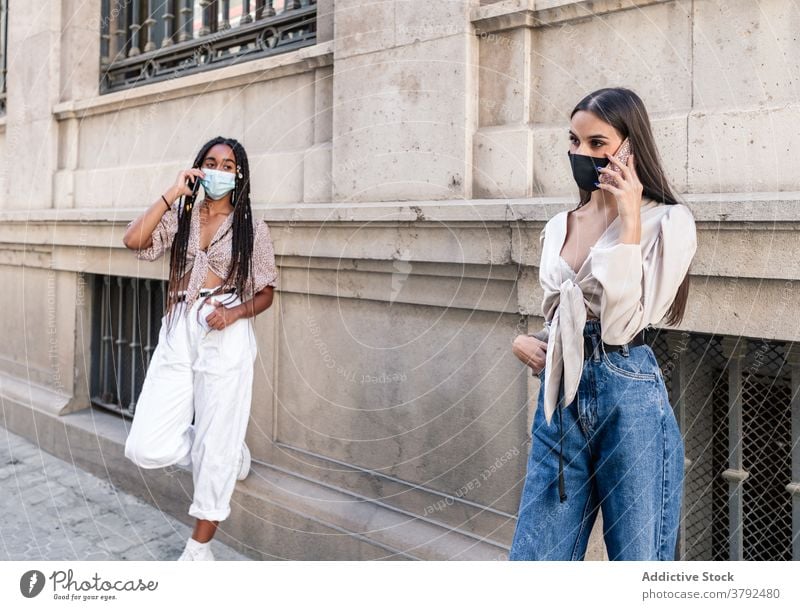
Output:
[123, 169, 205, 252]
[168, 168, 206, 200]
[512, 335, 547, 375]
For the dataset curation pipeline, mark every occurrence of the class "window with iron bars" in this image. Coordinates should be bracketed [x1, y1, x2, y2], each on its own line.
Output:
[90, 272, 800, 560]
[90, 274, 169, 418]
[99, 1, 317, 93]
[0, 0, 8, 114]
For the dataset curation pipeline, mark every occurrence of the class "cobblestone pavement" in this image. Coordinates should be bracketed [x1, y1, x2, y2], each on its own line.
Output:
[0, 425, 249, 561]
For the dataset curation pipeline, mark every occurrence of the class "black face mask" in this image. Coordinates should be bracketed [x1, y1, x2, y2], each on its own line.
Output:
[567, 151, 610, 192]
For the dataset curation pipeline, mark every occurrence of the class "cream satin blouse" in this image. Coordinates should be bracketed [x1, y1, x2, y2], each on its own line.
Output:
[536, 196, 697, 426]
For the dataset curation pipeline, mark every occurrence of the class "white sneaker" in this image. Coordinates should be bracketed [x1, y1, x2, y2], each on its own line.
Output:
[177, 537, 215, 561]
[237, 442, 251, 481]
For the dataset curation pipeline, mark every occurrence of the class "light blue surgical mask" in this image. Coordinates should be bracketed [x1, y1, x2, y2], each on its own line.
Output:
[200, 168, 236, 200]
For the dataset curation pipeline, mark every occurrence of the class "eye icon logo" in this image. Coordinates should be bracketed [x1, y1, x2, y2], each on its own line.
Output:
[20, 570, 45, 598]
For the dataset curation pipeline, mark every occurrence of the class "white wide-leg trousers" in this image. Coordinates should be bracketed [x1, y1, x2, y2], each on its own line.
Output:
[124, 291, 257, 521]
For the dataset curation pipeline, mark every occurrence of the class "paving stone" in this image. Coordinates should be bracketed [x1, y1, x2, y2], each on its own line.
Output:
[0, 424, 250, 561]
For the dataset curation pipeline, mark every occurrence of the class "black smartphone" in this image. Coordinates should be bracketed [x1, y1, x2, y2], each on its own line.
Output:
[188, 173, 202, 198]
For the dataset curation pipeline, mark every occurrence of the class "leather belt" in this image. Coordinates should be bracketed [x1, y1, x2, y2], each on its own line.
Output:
[176, 287, 235, 302]
[584, 328, 646, 359]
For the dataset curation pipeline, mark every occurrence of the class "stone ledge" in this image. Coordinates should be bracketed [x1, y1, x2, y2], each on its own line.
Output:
[472, 0, 672, 32]
[52, 40, 334, 121]
[0, 370, 72, 417]
[2, 191, 799, 224]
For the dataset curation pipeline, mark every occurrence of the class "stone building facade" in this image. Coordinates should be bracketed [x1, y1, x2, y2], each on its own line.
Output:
[0, 0, 798, 560]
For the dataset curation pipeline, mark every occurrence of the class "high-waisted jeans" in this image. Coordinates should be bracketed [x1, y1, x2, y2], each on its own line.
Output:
[124, 291, 257, 521]
[508, 319, 684, 560]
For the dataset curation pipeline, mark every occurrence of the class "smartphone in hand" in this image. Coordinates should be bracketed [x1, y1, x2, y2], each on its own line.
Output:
[188, 175, 202, 199]
[599, 137, 632, 186]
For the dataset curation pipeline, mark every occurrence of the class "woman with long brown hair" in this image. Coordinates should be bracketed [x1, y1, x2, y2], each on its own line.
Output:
[509, 88, 697, 560]
[122, 136, 278, 561]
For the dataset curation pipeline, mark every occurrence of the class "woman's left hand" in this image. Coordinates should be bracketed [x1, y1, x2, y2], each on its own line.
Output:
[597, 151, 643, 223]
[205, 299, 241, 330]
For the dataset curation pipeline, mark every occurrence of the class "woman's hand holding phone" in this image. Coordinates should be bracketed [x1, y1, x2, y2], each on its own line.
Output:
[170, 167, 205, 201]
[123, 168, 203, 251]
[598, 138, 631, 187]
[596, 138, 644, 227]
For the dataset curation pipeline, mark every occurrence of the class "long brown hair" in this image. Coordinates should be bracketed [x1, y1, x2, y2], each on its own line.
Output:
[570, 87, 691, 326]
[162, 136, 256, 336]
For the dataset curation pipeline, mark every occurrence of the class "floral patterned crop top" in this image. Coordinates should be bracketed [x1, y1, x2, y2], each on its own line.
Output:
[126, 200, 279, 313]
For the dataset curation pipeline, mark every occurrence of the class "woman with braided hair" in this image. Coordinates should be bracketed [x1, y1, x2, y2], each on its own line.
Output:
[122, 136, 278, 561]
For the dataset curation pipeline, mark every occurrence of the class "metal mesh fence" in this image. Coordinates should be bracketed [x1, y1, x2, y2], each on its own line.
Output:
[647, 328, 797, 561]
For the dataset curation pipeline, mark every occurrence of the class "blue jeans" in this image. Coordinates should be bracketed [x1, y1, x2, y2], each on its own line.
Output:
[509, 319, 684, 560]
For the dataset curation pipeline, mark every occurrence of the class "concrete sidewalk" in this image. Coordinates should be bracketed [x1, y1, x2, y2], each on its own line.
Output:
[0, 424, 249, 561]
